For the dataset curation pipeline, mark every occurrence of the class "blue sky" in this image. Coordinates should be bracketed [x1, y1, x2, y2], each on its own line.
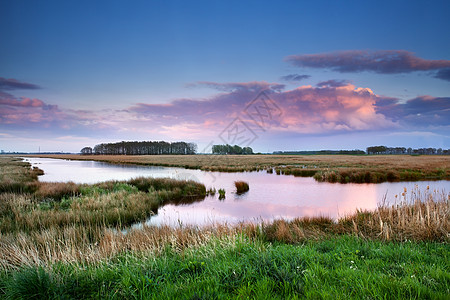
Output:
[1, 0, 449, 152]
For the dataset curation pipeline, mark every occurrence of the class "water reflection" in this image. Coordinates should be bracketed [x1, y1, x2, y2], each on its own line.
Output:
[24, 157, 450, 227]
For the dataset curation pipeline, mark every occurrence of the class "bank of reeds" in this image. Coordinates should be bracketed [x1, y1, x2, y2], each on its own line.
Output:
[0, 157, 43, 193]
[0, 178, 206, 234]
[0, 186, 447, 270]
[263, 187, 449, 243]
[234, 181, 249, 194]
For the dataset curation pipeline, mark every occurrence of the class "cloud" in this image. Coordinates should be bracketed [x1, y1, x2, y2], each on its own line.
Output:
[131, 81, 449, 139]
[269, 84, 395, 133]
[2, 76, 447, 148]
[0, 77, 41, 90]
[280, 74, 311, 82]
[130, 81, 400, 137]
[434, 68, 450, 81]
[285, 50, 450, 77]
[375, 96, 450, 126]
[316, 79, 351, 87]
[0, 97, 47, 108]
[187, 81, 285, 92]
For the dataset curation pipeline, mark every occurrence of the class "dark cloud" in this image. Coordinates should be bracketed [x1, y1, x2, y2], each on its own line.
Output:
[188, 81, 285, 92]
[285, 50, 450, 75]
[317, 79, 351, 88]
[0, 77, 40, 90]
[375, 96, 450, 126]
[280, 74, 311, 82]
[434, 68, 450, 81]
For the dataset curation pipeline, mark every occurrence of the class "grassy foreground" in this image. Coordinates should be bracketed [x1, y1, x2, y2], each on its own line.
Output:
[31, 154, 450, 183]
[2, 236, 449, 299]
[0, 156, 449, 298]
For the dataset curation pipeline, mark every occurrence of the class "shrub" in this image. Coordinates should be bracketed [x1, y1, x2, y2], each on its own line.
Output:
[234, 181, 249, 194]
[218, 188, 226, 199]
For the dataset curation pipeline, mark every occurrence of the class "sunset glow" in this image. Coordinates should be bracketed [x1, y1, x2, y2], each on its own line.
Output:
[1, 1, 449, 152]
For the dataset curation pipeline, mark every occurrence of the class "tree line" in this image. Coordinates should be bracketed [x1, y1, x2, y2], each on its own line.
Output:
[366, 146, 450, 155]
[273, 150, 365, 155]
[81, 141, 197, 155]
[212, 144, 254, 155]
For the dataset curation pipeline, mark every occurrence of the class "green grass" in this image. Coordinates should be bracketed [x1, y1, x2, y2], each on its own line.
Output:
[1, 235, 448, 299]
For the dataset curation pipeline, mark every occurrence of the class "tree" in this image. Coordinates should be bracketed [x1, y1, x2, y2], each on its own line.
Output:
[212, 144, 253, 155]
[90, 141, 197, 155]
[80, 147, 93, 155]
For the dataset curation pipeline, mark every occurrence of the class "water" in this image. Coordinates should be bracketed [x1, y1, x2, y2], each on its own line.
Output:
[24, 157, 450, 226]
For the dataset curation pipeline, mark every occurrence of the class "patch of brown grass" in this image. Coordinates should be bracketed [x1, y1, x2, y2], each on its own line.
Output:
[234, 181, 249, 194]
[34, 181, 80, 200]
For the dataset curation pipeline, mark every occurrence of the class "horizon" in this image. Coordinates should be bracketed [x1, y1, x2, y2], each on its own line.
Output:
[1, 1, 449, 153]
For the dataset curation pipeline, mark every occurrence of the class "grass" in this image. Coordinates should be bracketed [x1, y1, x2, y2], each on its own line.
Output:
[1, 235, 449, 299]
[234, 181, 249, 194]
[0, 156, 449, 298]
[29, 153, 450, 183]
[0, 177, 206, 233]
[218, 188, 226, 200]
[0, 157, 43, 193]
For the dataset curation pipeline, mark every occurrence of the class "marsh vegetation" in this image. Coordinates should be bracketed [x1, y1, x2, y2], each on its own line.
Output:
[0, 156, 449, 298]
[234, 181, 249, 194]
[33, 154, 450, 183]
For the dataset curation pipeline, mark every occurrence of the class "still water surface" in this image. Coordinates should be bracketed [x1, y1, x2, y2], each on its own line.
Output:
[24, 157, 450, 226]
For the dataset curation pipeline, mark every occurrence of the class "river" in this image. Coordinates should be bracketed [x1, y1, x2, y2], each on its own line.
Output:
[24, 157, 450, 227]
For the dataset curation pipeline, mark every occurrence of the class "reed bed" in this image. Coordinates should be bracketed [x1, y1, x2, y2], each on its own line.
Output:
[0, 186, 448, 271]
[234, 181, 249, 194]
[31, 154, 450, 183]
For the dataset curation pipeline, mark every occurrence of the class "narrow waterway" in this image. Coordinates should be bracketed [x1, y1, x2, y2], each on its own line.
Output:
[25, 157, 450, 226]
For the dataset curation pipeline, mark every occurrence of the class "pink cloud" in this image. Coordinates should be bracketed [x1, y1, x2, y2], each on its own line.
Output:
[2, 78, 447, 143]
[0, 97, 46, 107]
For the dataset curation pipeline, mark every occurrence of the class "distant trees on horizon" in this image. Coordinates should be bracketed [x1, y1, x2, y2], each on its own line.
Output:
[81, 141, 197, 155]
[273, 150, 365, 155]
[366, 146, 450, 155]
[212, 144, 254, 155]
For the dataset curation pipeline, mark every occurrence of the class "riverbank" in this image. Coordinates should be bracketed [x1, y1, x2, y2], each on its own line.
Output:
[28, 154, 450, 183]
[0, 156, 449, 298]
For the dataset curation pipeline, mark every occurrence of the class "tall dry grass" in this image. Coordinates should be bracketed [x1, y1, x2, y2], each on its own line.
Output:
[0, 157, 43, 193]
[1, 186, 447, 271]
[342, 186, 450, 241]
[234, 181, 249, 194]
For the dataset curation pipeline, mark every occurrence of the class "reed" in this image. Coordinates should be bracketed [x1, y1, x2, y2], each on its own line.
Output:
[234, 181, 249, 194]
[0, 186, 447, 271]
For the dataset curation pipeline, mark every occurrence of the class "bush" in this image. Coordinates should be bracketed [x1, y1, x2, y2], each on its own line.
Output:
[234, 181, 249, 194]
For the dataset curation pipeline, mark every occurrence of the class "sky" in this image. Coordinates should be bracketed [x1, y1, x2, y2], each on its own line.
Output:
[1, 0, 449, 153]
